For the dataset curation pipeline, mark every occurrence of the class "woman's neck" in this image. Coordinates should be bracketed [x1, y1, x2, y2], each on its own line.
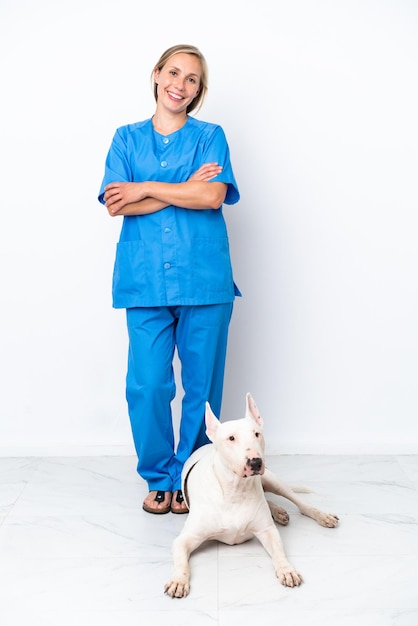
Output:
[152, 112, 188, 135]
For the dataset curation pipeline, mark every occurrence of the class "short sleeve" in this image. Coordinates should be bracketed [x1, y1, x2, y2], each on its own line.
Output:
[97, 128, 132, 204]
[200, 126, 240, 205]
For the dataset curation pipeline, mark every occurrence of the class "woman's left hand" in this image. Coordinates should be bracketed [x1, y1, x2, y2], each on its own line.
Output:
[188, 162, 222, 182]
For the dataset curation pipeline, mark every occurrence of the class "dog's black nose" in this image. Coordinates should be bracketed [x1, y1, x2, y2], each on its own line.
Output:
[248, 457, 263, 473]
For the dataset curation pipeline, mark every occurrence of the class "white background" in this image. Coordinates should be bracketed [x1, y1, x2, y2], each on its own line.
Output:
[1, 0, 417, 455]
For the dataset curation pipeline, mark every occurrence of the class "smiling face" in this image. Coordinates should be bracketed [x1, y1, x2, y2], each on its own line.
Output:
[154, 53, 202, 116]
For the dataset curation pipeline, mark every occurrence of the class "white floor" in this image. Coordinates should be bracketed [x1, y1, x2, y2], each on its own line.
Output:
[1, 454, 418, 625]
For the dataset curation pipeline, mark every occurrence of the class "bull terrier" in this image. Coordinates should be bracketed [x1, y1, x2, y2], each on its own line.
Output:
[164, 393, 339, 598]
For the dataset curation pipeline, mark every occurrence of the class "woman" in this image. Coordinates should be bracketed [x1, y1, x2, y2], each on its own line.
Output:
[98, 44, 240, 514]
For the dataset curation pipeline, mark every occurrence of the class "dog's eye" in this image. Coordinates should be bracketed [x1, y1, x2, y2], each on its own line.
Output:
[255, 432, 261, 438]
[229, 436, 235, 442]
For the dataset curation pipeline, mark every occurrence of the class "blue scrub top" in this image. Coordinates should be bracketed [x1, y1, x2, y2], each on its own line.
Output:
[98, 116, 241, 308]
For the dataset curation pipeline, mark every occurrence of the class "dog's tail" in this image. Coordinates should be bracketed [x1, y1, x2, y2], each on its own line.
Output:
[290, 485, 312, 493]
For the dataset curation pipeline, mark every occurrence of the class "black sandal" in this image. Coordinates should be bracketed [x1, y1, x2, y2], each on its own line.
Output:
[171, 489, 188, 514]
[143, 490, 172, 514]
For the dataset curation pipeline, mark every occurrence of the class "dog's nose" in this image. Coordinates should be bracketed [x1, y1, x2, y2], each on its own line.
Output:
[248, 457, 263, 473]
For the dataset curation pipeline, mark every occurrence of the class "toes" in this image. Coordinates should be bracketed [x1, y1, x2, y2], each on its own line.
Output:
[164, 581, 190, 598]
[318, 512, 339, 527]
[325, 514, 339, 527]
[143, 491, 172, 514]
[277, 568, 303, 587]
[171, 490, 189, 514]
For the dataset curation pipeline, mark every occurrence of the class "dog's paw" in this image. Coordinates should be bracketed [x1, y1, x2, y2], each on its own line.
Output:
[316, 510, 339, 528]
[164, 578, 190, 599]
[276, 564, 303, 588]
[270, 505, 290, 526]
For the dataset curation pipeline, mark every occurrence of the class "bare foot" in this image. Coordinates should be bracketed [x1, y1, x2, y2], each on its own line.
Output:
[171, 490, 188, 514]
[143, 491, 172, 514]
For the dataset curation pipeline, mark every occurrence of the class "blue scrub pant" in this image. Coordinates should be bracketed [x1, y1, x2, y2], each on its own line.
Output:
[125, 303, 233, 492]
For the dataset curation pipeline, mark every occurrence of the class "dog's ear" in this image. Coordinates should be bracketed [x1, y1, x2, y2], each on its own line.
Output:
[245, 393, 264, 427]
[205, 401, 219, 442]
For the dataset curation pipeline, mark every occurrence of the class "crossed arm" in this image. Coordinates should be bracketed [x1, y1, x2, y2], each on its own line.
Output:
[104, 163, 227, 216]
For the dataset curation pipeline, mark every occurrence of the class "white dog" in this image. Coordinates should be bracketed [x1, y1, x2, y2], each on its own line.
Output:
[164, 393, 339, 598]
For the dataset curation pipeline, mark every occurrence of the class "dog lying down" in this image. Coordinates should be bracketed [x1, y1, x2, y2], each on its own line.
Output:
[164, 393, 339, 598]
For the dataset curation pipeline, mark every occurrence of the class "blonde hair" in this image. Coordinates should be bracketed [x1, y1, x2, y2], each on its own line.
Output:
[151, 44, 208, 115]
